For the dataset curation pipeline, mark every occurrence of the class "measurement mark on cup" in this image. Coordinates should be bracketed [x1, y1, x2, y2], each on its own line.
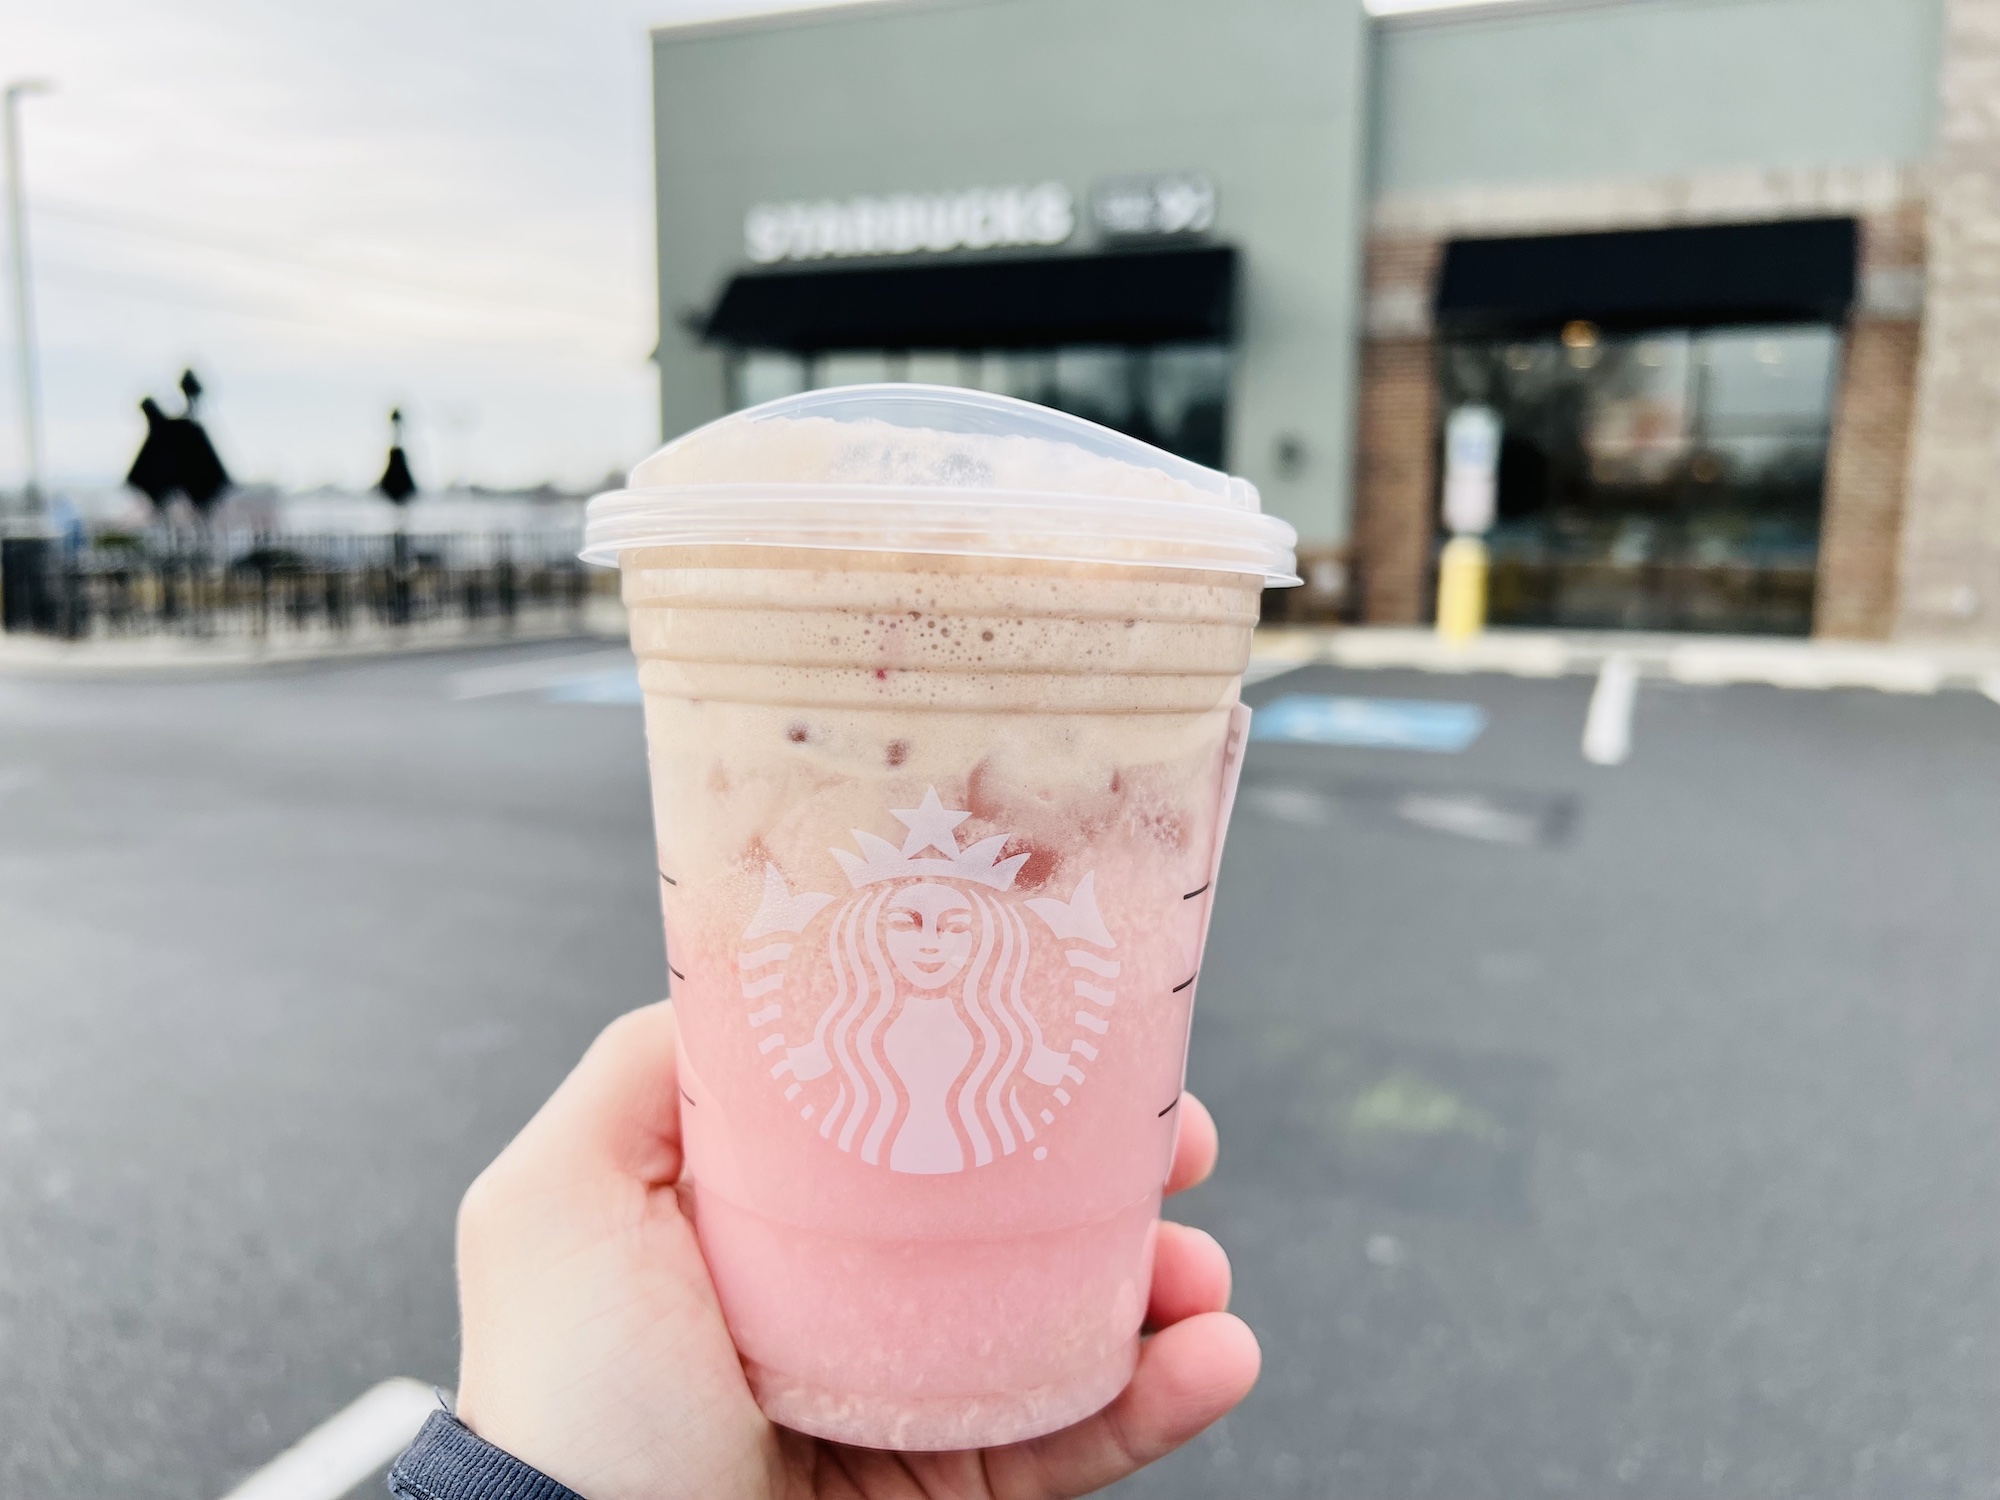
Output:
[1172, 974, 1197, 994]
[680, 1088, 696, 1107]
[1182, 882, 1210, 900]
[668, 963, 686, 982]
[659, 870, 678, 886]
[1158, 1096, 1181, 1117]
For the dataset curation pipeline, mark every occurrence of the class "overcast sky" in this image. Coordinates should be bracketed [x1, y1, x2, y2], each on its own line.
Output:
[0, 0, 847, 494]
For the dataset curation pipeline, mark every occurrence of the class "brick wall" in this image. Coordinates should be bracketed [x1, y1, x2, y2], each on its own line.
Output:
[1351, 234, 1443, 624]
[1353, 336, 1437, 624]
[1897, 0, 2000, 642]
[1816, 204, 1926, 639]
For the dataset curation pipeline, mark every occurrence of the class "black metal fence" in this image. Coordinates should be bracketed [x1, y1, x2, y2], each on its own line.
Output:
[0, 530, 597, 640]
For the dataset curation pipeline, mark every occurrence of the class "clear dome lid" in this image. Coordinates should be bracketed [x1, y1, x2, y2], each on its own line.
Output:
[582, 383, 1299, 583]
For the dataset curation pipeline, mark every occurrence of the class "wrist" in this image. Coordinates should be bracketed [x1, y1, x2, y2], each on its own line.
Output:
[388, 1408, 587, 1500]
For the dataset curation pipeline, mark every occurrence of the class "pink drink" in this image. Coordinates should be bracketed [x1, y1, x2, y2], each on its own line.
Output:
[586, 388, 1295, 1449]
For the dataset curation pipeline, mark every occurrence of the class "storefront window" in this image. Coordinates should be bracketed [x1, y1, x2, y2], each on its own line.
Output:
[1440, 323, 1841, 635]
[814, 351, 896, 387]
[1052, 348, 1136, 433]
[727, 343, 1230, 469]
[732, 351, 809, 409]
[961, 351, 1056, 408]
[1148, 345, 1230, 471]
[904, 352, 961, 386]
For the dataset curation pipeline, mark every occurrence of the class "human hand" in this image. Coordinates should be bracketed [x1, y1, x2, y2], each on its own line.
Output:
[454, 1002, 1259, 1500]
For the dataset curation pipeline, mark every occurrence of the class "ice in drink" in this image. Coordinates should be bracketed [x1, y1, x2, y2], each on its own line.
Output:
[584, 387, 1297, 1449]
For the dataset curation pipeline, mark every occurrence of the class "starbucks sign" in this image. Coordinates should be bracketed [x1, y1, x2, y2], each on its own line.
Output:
[744, 184, 1075, 265]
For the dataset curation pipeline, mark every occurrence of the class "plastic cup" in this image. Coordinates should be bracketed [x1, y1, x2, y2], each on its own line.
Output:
[583, 386, 1297, 1450]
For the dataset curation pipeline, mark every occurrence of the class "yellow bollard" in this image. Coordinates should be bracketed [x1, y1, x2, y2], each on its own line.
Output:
[1435, 535, 1489, 644]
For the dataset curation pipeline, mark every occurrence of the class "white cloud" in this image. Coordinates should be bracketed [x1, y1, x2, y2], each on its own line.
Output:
[0, 0, 846, 492]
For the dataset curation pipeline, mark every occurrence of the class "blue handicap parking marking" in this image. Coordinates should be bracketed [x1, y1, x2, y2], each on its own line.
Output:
[544, 666, 643, 705]
[1250, 694, 1489, 753]
[536, 679, 1488, 741]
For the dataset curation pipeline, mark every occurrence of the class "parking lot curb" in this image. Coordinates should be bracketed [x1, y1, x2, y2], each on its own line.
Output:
[1252, 626, 2000, 694]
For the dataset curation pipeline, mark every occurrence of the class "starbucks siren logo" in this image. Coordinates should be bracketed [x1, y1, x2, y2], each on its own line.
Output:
[737, 789, 1118, 1173]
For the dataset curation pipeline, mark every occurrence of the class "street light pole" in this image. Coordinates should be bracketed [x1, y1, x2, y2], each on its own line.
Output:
[4, 80, 51, 528]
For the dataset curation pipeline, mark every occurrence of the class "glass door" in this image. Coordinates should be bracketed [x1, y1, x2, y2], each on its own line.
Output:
[1440, 323, 1840, 635]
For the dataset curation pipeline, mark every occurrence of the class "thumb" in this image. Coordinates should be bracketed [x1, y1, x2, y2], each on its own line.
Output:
[501, 1001, 687, 1195]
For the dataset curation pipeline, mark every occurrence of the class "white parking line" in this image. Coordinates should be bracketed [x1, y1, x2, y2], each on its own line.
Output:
[1394, 792, 1541, 845]
[1982, 672, 2000, 707]
[216, 1378, 442, 1500]
[450, 650, 631, 700]
[1241, 783, 1336, 826]
[1582, 654, 1638, 767]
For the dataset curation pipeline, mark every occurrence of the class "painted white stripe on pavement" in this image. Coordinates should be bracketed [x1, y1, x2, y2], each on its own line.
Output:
[451, 650, 631, 700]
[216, 1378, 442, 1500]
[1394, 793, 1540, 845]
[1981, 672, 2000, 707]
[1582, 654, 1638, 767]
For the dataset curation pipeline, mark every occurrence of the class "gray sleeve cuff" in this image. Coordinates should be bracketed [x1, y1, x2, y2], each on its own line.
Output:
[386, 1409, 587, 1500]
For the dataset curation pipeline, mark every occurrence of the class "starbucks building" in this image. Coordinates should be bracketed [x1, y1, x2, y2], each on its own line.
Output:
[651, 0, 1998, 643]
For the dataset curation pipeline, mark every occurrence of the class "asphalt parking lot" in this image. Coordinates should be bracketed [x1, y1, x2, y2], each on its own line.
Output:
[1, 642, 1994, 1499]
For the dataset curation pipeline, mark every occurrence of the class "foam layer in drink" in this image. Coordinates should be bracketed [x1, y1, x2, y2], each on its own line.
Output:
[624, 417, 1259, 1448]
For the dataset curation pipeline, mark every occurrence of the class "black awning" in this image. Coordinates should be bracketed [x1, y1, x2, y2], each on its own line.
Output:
[1436, 218, 1858, 335]
[701, 245, 1237, 352]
